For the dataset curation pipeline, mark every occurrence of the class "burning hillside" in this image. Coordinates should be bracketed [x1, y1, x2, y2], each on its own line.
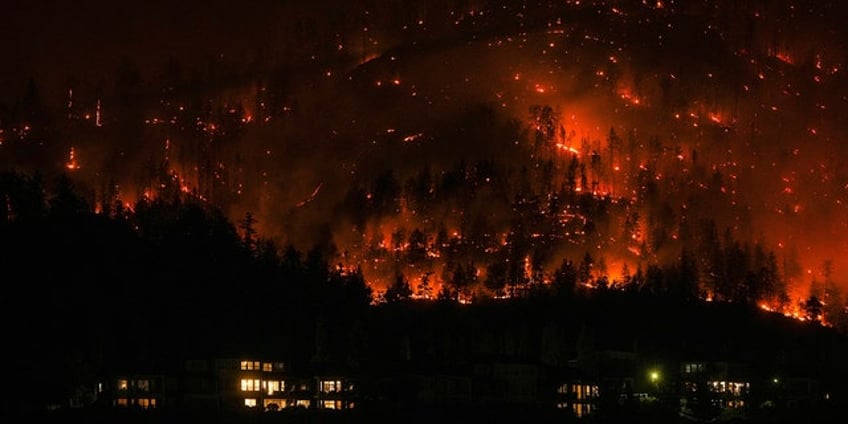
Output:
[2, 0, 848, 324]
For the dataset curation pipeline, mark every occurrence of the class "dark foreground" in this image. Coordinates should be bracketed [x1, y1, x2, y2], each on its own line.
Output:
[5, 404, 846, 424]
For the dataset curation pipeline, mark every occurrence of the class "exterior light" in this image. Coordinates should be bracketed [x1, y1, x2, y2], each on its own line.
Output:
[648, 369, 661, 395]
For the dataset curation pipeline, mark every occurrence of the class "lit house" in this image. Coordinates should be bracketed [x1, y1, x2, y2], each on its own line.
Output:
[286, 376, 316, 409]
[551, 364, 601, 418]
[102, 375, 168, 409]
[217, 358, 292, 410]
[316, 377, 357, 409]
[678, 360, 750, 420]
[183, 358, 355, 411]
[555, 380, 600, 418]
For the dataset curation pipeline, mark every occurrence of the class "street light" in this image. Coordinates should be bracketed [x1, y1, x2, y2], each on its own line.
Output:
[649, 369, 661, 396]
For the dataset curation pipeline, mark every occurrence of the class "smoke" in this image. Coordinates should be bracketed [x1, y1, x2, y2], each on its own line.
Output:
[3, 0, 848, 295]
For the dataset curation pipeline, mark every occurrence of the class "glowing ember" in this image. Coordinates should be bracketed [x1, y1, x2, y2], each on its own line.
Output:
[65, 147, 80, 170]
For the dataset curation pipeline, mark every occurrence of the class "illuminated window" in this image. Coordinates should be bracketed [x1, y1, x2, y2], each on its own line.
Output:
[321, 380, 342, 393]
[572, 384, 594, 400]
[727, 382, 749, 396]
[262, 363, 273, 372]
[572, 403, 592, 417]
[558, 402, 594, 417]
[136, 379, 150, 392]
[574, 403, 584, 417]
[267, 381, 280, 395]
[240, 379, 261, 391]
[244, 398, 257, 408]
[728, 399, 745, 408]
[322, 400, 340, 409]
[116, 398, 128, 407]
[241, 361, 261, 370]
[683, 363, 705, 374]
[264, 399, 285, 410]
[137, 398, 156, 409]
[295, 399, 311, 408]
[117, 379, 128, 391]
[708, 380, 740, 394]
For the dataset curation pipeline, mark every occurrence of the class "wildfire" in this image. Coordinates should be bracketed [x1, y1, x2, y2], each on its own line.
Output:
[65, 147, 80, 170]
[296, 183, 324, 208]
[617, 87, 642, 106]
[772, 51, 794, 65]
[709, 113, 722, 124]
[758, 300, 816, 324]
[1, 0, 844, 336]
[402, 133, 424, 143]
[556, 143, 580, 155]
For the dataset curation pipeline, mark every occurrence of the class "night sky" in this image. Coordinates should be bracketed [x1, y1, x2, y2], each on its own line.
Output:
[1, 0, 295, 102]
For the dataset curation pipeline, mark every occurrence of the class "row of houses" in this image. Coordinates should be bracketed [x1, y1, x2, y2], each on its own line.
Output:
[86, 351, 829, 420]
[94, 358, 355, 412]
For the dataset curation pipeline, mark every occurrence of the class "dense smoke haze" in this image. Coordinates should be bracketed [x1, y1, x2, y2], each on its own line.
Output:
[3, 0, 848, 313]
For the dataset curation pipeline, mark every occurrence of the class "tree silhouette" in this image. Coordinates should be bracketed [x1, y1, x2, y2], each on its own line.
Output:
[48, 173, 89, 218]
[385, 271, 413, 303]
[407, 228, 428, 264]
[417, 272, 434, 299]
[436, 284, 456, 302]
[372, 170, 400, 216]
[579, 252, 594, 285]
[802, 296, 824, 323]
[0, 171, 45, 223]
[484, 261, 507, 296]
[674, 248, 699, 301]
[238, 211, 258, 252]
[553, 258, 577, 296]
[528, 104, 558, 148]
[341, 266, 373, 309]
